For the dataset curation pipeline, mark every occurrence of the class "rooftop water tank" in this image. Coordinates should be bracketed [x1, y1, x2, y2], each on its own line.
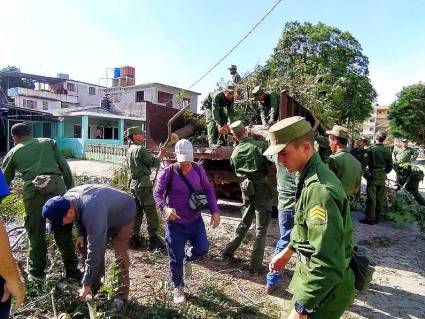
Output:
[113, 68, 121, 78]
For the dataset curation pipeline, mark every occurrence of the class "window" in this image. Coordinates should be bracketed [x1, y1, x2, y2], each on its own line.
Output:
[73, 124, 82, 138]
[89, 86, 96, 95]
[183, 97, 190, 106]
[67, 82, 76, 92]
[104, 127, 113, 139]
[42, 101, 48, 110]
[88, 126, 119, 139]
[158, 91, 173, 107]
[136, 91, 144, 102]
[24, 99, 36, 109]
[42, 123, 52, 137]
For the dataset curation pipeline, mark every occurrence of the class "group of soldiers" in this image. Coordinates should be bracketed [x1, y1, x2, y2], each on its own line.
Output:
[1, 79, 424, 317]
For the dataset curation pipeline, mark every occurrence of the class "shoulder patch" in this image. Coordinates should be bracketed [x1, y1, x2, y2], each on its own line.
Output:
[308, 205, 328, 224]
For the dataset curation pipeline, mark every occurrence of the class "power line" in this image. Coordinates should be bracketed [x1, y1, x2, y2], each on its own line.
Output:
[187, 0, 284, 91]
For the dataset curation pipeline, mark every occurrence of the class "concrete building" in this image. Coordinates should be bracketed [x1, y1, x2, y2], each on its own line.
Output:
[362, 105, 390, 139]
[3, 72, 105, 116]
[104, 82, 200, 115]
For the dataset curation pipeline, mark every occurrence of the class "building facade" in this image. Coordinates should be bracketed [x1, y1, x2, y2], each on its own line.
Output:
[362, 105, 390, 139]
[104, 82, 200, 114]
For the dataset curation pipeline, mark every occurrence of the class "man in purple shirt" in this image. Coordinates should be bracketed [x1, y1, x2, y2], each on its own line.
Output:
[154, 139, 220, 304]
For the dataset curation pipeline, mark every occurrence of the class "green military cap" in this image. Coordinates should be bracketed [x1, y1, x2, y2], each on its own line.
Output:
[263, 116, 312, 156]
[251, 86, 264, 96]
[326, 125, 349, 140]
[228, 64, 237, 70]
[225, 85, 236, 93]
[229, 120, 245, 134]
[376, 130, 387, 140]
[125, 126, 144, 137]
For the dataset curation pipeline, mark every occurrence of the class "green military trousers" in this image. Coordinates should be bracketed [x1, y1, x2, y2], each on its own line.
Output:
[365, 179, 385, 222]
[308, 267, 355, 318]
[223, 179, 272, 272]
[131, 187, 161, 238]
[204, 108, 218, 146]
[23, 192, 78, 278]
[405, 176, 425, 206]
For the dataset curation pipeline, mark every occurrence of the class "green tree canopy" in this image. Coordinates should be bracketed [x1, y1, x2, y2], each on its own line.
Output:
[0, 66, 35, 95]
[242, 21, 376, 128]
[388, 82, 425, 145]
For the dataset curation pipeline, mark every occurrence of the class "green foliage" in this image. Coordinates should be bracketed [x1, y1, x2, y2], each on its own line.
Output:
[384, 190, 425, 232]
[61, 148, 73, 158]
[99, 260, 122, 300]
[241, 21, 376, 127]
[0, 193, 25, 220]
[110, 164, 130, 192]
[0, 66, 35, 94]
[388, 82, 425, 145]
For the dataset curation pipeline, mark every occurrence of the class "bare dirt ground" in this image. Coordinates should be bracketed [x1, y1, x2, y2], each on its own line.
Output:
[124, 204, 425, 319]
[70, 160, 425, 318]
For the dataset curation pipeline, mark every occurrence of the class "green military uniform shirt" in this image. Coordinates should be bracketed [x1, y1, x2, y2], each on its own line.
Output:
[274, 155, 297, 211]
[126, 142, 160, 189]
[393, 146, 417, 165]
[329, 149, 362, 195]
[315, 135, 332, 165]
[203, 91, 235, 126]
[350, 148, 368, 169]
[258, 92, 280, 126]
[230, 138, 268, 180]
[288, 153, 354, 311]
[2, 137, 73, 199]
[366, 144, 393, 180]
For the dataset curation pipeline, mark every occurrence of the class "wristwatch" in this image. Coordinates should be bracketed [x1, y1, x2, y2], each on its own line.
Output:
[295, 301, 313, 315]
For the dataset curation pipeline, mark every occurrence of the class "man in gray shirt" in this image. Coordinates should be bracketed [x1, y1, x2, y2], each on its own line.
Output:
[42, 185, 136, 301]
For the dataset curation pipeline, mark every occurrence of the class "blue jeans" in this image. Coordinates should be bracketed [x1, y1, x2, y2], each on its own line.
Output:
[165, 217, 209, 287]
[266, 209, 295, 288]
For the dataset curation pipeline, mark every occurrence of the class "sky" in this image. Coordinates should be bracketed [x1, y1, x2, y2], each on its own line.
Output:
[1, 0, 424, 108]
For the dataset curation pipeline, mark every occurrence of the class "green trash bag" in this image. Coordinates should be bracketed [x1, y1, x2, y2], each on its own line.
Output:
[350, 245, 377, 293]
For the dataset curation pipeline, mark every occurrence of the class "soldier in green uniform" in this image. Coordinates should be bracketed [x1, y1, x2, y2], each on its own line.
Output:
[395, 163, 425, 206]
[228, 64, 242, 84]
[2, 123, 79, 281]
[222, 121, 273, 273]
[266, 117, 355, 319]
[251, 86, 280, 127]
[315, 135, 332, 166]
[361, 131, 393, 225]
[125, 126, 166, 250]
[327, 125, 362, 196]
[202, 86, 235, 147]
[393, 139, 418, 187]
[351, 136, 369, 169]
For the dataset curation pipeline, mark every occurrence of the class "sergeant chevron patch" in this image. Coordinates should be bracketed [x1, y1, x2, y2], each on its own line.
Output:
[308, 205, 328, 223]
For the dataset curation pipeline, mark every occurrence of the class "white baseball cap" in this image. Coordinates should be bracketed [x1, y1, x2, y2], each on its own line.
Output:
[175, 139, 194, 162]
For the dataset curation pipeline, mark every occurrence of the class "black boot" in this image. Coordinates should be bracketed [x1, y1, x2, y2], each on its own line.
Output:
[129, 235, 145, 249]
[359, 218, 376, 225]
[148, 236, 166, 251]
[65, 269, 83, 281]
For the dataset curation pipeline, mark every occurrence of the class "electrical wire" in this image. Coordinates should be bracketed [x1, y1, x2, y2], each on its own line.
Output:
[186, 0, 284, 91]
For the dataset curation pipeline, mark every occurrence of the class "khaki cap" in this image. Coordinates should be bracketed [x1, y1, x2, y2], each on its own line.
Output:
[376, 130, 387, 140]
[125, 126, 144, 137]
[225, 85, 236, 93]
[326, 125, 349, 140]
[263, 116, 312, 156]
[229, 120, 245, 134]
[251, 86, 263, 96]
